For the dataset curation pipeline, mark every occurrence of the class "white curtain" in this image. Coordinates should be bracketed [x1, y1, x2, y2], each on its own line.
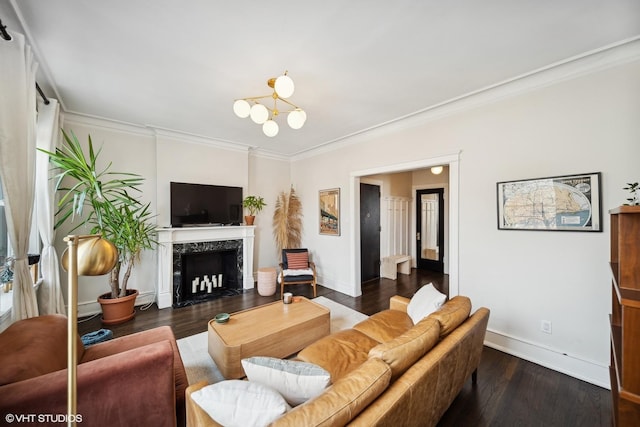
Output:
[36, 99, 65, 315]
[0, 32, 39, 321]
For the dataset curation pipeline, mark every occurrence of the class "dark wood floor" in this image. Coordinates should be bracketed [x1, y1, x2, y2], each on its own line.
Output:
[78, 269, 611, 427]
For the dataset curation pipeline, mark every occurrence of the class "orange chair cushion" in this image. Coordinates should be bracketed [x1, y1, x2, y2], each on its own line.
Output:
[286, 252, 309, 269]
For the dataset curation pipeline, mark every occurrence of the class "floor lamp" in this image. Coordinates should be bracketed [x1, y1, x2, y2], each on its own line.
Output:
[62, 235, 118, 427]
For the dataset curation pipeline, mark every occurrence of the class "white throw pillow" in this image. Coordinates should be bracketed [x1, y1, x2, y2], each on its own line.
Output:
[407, 283, 447, 324]
[242, 356, 331, 406]
[191, 380, 289, 427]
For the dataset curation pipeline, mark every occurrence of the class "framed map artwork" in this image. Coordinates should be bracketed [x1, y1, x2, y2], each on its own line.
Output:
[319, 188, 340, 236]
[497, 172, 602, 232]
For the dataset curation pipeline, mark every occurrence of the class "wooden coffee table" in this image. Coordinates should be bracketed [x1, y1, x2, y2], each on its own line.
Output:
[208, 297, 330, 379]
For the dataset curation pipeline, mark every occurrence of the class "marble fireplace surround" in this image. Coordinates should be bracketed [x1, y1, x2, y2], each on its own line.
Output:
[156, 226, 255, 309]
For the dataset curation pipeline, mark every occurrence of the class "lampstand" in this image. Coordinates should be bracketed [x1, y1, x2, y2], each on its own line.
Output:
[62, 235, 118, 427]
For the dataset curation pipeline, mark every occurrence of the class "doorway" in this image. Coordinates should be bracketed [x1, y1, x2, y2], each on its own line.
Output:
[360, 183, 381, 283]
[416, 188, 444, 272]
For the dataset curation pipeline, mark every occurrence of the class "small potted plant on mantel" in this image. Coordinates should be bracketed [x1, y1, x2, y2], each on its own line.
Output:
[40, 130, 157, 325]
[242, 195, 266, 225]
[624, 182, 639, 206]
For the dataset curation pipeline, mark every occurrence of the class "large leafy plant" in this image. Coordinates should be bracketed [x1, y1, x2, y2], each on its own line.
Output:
[40, 130, 157, 298]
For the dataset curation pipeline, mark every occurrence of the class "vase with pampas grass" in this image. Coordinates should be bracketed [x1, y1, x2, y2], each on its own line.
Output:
[273, 186, 303, 260]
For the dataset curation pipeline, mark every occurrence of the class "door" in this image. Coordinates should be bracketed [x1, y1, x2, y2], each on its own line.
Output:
[360, 183, 381, 283]
[416, 188, 444, 272]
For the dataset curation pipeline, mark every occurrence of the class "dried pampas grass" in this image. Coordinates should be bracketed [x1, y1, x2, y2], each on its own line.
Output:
[273, 186, 303, 259]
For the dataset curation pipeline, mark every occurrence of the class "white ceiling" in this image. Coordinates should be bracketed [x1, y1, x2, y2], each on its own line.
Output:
[3, 0, 640, 156]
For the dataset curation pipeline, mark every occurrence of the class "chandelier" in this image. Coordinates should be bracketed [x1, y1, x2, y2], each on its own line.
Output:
[233, 71, 307, 137]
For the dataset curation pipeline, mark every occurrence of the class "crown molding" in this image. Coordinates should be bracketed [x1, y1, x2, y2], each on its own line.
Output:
[292, 36, 640, 162]
[64, 112, 155, 137]
[248, 148, 291, 162]
[150, 127, 253, 153]
[64, 112, 257, 153]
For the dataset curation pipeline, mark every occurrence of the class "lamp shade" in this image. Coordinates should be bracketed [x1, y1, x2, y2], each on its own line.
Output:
[250, 104, 269, 124]
[274, 74, 295, 99]
[61, 236, 118, 276]
[233, 99, 251, 118]
[263, 119, 279, 137]
[431, 166, 444, 175]
[287, 109, 307, 129]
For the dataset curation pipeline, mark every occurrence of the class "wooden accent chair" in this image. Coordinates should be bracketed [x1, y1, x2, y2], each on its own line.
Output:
[278, 248, 317, 298]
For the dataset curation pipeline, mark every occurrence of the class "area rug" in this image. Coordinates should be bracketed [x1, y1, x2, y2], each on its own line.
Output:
[176, 296, 368, 385]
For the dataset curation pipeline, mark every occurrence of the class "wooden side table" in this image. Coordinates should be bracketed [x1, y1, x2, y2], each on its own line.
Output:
[257, 267, 277, 296]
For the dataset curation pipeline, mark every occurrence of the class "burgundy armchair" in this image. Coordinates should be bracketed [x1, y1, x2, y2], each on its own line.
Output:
[0, 314, 187, 427]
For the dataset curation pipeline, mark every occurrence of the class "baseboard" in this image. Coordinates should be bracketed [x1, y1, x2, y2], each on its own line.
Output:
[317, 274, 360, 297]
[484, 329, 610, 389]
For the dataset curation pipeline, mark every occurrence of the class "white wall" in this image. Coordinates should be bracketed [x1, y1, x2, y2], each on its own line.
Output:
[248, 153, 292, 269]
[155, 132, 250, 228]
[289, 54, 640, 387]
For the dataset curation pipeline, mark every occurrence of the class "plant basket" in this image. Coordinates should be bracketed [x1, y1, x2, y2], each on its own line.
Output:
[98, 289, 138, 325]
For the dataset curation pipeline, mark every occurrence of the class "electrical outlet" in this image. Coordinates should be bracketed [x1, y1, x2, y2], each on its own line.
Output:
[541, 320, 552, 334]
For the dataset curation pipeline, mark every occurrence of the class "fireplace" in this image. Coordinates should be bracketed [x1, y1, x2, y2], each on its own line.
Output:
[156, 225, 255, 309]
[173, 240, 243, 307]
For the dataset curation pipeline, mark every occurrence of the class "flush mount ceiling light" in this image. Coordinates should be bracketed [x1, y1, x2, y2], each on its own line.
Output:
[233, 71, 307, 137]
[431, 166, 444, 175]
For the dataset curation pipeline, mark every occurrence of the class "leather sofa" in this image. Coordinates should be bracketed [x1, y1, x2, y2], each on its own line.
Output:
[186, 295, 490, 426]
[0, 314, 188, 427]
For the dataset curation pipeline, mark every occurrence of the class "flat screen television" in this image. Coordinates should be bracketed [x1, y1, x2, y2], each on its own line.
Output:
[170, 182, 243, 227]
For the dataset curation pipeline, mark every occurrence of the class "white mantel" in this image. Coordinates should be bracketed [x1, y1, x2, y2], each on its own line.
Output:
[156, 226, 255, 309]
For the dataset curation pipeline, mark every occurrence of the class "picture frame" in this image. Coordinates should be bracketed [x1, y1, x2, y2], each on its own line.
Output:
[319, 188, 340, 236]
[497, 172, 602, 232]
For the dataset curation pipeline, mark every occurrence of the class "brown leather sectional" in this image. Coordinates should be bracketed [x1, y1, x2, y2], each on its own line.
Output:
[186, 295, 490, 427]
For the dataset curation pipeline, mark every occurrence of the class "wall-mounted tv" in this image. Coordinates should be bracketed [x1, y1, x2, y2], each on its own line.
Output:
[170, 182, 243, 227]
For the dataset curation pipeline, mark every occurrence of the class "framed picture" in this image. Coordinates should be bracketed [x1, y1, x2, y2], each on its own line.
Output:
[319, 188, 340, 236]
[497, 172, 602, 232]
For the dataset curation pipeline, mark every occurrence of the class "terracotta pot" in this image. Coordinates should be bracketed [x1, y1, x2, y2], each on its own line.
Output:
[98, 289, 138, 325]
[245, 215, 255, 225]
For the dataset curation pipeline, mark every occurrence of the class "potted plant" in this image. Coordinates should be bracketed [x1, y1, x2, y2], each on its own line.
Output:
[624, 182, 639, 206]
[40, 129, 157, 324]
[242, 195, 266, 225]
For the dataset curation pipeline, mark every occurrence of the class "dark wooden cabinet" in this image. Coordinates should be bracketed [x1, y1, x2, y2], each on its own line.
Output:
[609, 206, 640, 426]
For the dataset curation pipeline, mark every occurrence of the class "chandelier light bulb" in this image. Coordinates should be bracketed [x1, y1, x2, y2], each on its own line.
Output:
[233, 99, 251, 118]
[250, 103, 269, 124]
[274, 74, 295, 99]
[263, 119, 279, 137]
[287, 108, 306, 129]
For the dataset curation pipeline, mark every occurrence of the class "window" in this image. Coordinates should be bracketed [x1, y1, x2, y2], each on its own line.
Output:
[0, 178, 11, 318]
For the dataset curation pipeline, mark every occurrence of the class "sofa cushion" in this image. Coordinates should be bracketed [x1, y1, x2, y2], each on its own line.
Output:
[297, 329, 380, 381]
[368, 317, 440, 380]
[0, 314, 84, 385]
[428, 296, 472, 338]
[191, 380, 290, 427]
[352, 309, 413, 343]
[407, 283, 447, 324]
[271, 357, 392, 427]
[241, 357, 331, 406]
